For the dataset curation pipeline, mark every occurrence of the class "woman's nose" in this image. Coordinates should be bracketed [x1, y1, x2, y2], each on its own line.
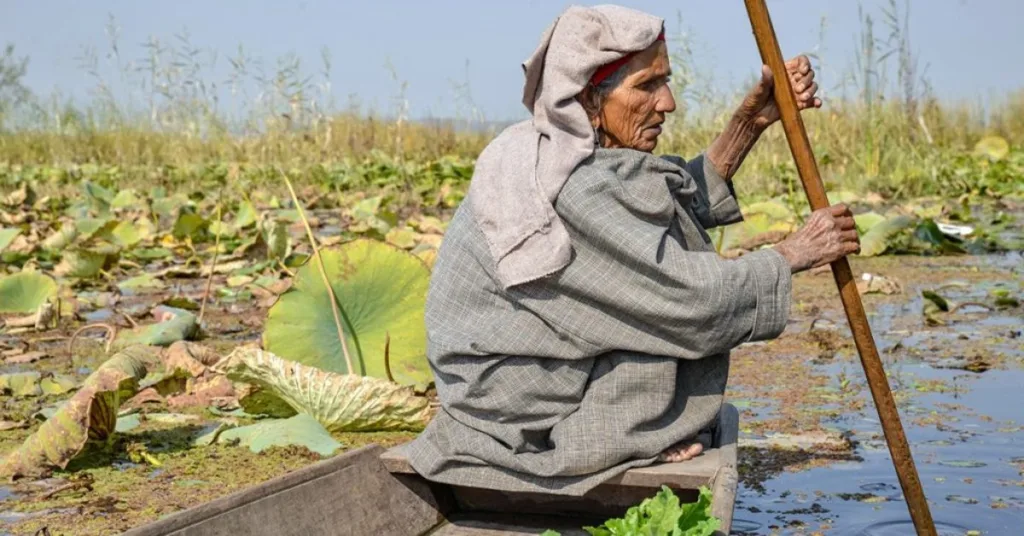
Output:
[655, 84, 676, 114]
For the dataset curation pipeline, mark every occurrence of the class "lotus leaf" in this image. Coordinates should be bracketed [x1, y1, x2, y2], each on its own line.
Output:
[111, 221, 142, 247]
[0, 227, 20, 252]
[857, 215, 915, 257]
[172, 212, 208, 240]
[0, 271, 58, 313]
[0, 348, 148, 478]
[234, 200, 258, 229]
[385, 227, 418, 249]
[118, 273, 166, 292]
[113, 308, 199, 349]
[193, 413, 341, 457]
[215, 347, 431, 432]
[263, 239, 432, 388]
[54, 247, 118, 279]
[42, 223, 78, 250]
[110, 189, 144, 210]
[0, 372, 43, 397]
[853, 212, 887, 234]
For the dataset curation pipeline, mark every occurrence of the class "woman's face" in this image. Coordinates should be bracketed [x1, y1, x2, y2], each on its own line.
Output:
[585, 42, 676, 153]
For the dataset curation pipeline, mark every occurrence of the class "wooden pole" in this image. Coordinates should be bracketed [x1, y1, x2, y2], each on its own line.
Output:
[742, 1, 937, 535]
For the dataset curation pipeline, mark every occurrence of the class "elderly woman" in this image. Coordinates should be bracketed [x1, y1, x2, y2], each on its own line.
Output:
[404, 5, 860, 496]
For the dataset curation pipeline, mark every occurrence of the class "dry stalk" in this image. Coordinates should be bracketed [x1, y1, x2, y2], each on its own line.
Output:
[384, 331, 394, 383]
[198, 202, 223, 325]
[276, 167, 357, 376]
[67, 323, 117, 357]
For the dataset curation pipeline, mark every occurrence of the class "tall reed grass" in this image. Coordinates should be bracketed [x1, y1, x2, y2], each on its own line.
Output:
[0, 1, 1020, 202]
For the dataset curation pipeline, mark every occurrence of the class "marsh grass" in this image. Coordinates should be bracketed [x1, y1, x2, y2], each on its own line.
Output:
[0, 1, 1020, 203]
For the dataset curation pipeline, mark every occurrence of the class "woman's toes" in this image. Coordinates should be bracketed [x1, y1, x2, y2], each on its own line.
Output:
[658, 442, 704, 463]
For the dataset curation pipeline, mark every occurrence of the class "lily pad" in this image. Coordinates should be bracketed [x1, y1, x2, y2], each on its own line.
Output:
[858, 215, 915, 257]
[0, 227, 21, 252]
[720, 210, 794, 252]
[742, 199, 795, 220]
[263, 219, 291, 262]
[118, 273, 166, 292]
[0, 272, 58, 314]
[234, 200, 258, 229]
[75, 218, 118, 241]
[0, 372, 43, 397]
[42, 223, 78, 250]
[193, 413, 341, 457]
[238, 388, 299, 418]
[41, 374, 79, 395]
[385, 227, 419, 250]
[54, 248, 118, 279]
[172, 213, 207, 240]
[854, 212, 886, 234]
[113, 308, 199, 349]
[263, 239, 432, 387]
[0, 349, 148, 478]
[116, 413, 142, 432]
[110, 189, 144, 210]
[111, 221, 142, 248]
[215, 347, 431, 432]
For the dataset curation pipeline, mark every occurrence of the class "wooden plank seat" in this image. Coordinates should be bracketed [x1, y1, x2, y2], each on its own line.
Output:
[125, 404, 739, 536]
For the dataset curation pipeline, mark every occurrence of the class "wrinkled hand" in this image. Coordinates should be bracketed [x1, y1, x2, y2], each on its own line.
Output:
[740, 55, 821, 130]
[773, 204, 860, 273]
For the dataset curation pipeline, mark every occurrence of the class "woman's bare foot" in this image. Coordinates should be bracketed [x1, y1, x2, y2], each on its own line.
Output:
[657, 441, 704, 463]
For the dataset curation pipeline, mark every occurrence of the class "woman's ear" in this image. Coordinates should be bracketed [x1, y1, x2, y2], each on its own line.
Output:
[577, 86, 602, 129]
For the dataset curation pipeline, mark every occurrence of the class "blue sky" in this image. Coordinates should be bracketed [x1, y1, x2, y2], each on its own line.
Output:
[3, 0, 1022, 121]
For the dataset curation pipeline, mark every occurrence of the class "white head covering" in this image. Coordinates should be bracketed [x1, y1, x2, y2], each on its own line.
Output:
[467, 4, 665, 289]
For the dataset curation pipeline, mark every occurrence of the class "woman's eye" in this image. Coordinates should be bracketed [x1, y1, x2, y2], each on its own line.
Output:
[644, 78, 668, 90]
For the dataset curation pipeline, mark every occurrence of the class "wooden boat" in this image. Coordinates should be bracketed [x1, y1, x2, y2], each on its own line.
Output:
[124, 403, 739, 536]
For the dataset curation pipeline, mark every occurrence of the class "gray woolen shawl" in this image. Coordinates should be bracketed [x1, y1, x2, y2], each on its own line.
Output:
[399, 5, 795, 496]
[468, 4, 664, 289]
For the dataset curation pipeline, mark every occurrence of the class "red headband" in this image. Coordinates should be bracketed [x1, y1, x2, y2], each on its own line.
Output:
[589, 30, 665, 86]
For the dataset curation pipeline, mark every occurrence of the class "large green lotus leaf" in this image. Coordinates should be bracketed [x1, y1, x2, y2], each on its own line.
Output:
[858, 215, 916, 257]
[215, 347, 431, 432]
[0, 271, 58, 313]
[0, 349, 148, 479]
[0, 227, 20, 252]
[263, 239, 431, 388]
[193, 413, 341, 457]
